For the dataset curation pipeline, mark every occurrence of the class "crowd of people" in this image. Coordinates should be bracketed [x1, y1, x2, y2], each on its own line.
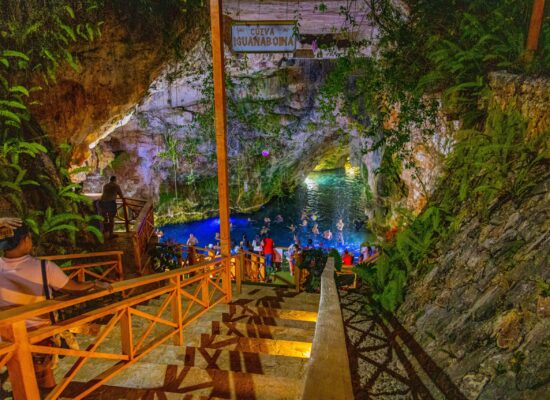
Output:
[180, 209, 378, 283]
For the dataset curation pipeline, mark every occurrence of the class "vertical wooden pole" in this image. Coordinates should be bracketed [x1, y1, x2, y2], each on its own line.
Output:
[237, 251, 244, 294]
[123, 199, 130, 233]
[526, 0, 546, 62]
[210, 0, 232, 302]
[171, 277, 184, 346]
[2, 322, 41, 400]
[120, 308, 134, 359]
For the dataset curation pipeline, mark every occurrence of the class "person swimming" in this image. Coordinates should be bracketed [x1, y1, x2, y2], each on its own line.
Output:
[336, 218, 344, 244]
[312, 223, 320, 236]
[323, 229, 333, 240]
[288, 223, 296, 233]
[274, 214, 284, 223]
[264, 216, 271, 225]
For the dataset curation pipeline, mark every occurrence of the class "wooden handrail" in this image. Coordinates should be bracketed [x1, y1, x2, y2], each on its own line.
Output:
[40, 251, 123, 261]
[39, 251, 124, 284]
[132, 199, 155, 274]
[0, 256, 231, 399]
[0, 258, 224, 327]
[301, 257, 354, 400]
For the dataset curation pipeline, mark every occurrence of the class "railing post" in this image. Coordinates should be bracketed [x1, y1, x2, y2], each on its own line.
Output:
[132, 234, 142, 275]
[189, 246, 197, 266]
[237, 251, 244, 294]
[120, 308, 134, 359]
[202, 268, 210, 307]
[1, 321, 41, 400]
[295, 266, 301, 292]
[116, 252, 124, 280]
[123, 198, 130, 233]
[171, 275, 184, 346]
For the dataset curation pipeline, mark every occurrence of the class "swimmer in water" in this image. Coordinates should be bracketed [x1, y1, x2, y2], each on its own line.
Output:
[301, 210, 308, 221]
[288, 223, 296, 233]
[323, 229, 333, 240]
[336, 218, 344, 244]
[312, 223, 320, 236]
[264, 216, 271, 225]
[301, 219, 308, 228]
[274, 214, 284, 223]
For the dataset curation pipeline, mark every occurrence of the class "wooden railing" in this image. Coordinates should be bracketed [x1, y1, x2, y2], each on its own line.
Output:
[132, 200, 155, 275]
[0, 258, 232, 400]
[115, 198, 147, 233]
[301, 257, 354, 399]
[39, 251, 124, 284]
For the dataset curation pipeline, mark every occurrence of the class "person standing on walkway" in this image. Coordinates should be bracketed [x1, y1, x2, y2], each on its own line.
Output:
[100, 176, 124, 240]
[261, 233, 275, 283]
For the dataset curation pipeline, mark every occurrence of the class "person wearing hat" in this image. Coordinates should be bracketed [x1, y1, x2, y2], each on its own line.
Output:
[0, 223, 112, 389]
[0, 224, 112, 328]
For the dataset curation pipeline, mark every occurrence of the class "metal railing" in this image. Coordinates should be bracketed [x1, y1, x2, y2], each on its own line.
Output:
[0, 257, 232, 400]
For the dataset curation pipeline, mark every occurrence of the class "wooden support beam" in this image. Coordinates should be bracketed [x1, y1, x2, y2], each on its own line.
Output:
[525, 0, 546, 62]
[209, 0, 232, 302]
[1, 322, 41, 400]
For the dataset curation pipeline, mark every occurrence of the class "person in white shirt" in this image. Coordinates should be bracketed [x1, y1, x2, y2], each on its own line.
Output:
[0, 224, 111, 329]
[0, 224, 112, 389]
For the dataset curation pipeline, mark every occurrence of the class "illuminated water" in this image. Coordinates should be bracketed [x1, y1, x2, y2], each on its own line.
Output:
[160, 168, 372, 253]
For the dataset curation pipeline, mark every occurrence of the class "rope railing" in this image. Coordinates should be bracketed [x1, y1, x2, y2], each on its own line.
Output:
[0, 257, 232, 400]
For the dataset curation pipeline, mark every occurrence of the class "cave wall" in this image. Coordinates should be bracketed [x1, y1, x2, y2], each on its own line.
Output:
[80, 40, 355, 223]
[397, 73, 550, 399]
[28, 9, 206, 163]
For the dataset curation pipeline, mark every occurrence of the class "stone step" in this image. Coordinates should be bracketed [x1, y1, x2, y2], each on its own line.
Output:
[195, 333, 312, 358]
[60, 363, 303, 400]
[141, 344, 309, 377]
[70, 329, 311, 359]
[56, 342, 307, 381]
[146, 288, 319, 312]
[130, 303, 318, 329]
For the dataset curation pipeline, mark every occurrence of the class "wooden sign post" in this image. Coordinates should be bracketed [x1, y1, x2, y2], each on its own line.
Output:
[209, 0, 233, 300]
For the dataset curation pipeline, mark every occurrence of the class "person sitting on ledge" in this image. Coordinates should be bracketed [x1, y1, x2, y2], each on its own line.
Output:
[100, 176, 124, 240]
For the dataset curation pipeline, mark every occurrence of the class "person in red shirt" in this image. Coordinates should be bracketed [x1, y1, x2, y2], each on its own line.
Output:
[261, 234, 275, 283]
[342, 249, 354, 266]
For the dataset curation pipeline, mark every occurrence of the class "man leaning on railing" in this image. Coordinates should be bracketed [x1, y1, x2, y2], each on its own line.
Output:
[0, 223, 112, 390]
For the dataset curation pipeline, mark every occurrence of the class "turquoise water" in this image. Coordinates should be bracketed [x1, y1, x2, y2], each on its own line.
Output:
[161, 168, 372, 253]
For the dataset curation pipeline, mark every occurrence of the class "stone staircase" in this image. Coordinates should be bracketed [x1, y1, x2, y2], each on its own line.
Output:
[54, 286, 320, 399]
